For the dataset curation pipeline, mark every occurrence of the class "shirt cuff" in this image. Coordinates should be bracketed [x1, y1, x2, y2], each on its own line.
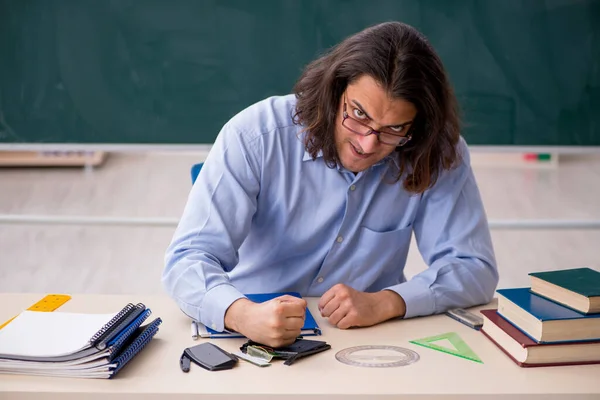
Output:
[200, 284, 246, 332]
[386, 280, 436, 319]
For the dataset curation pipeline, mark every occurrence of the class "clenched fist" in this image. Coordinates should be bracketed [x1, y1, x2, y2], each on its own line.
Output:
[318, 284, 406, 329]
[224, 294, 307, 347]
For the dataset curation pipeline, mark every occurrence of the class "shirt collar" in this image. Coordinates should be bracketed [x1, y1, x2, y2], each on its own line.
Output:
[302, 147, 401, 171]
[303, 148, 322, 161]
[385, 152, 402, 170]
[298, 123, 401, 169]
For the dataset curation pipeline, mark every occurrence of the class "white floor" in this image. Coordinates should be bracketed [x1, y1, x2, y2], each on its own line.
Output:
[0, 151, 599, 296]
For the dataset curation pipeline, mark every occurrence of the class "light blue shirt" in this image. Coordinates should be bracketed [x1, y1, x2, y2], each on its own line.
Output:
[163, 94, 498, 332]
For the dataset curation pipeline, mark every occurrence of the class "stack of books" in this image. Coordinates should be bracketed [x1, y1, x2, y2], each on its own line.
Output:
[0, 302, 162, 378]
[480, 267, 600, 367]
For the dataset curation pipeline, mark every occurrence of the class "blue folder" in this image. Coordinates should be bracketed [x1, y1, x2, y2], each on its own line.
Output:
[196, 292, 321, 338]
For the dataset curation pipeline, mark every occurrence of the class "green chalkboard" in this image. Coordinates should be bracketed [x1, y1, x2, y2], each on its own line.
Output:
[1, 0, 599, 146]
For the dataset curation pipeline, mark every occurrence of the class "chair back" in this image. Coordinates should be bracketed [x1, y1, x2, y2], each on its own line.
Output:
[191, 163, 203, 184]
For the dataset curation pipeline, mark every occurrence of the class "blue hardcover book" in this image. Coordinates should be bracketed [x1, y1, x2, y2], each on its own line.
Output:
[196, 292, 321, 338]
[496, 288, 600, 343]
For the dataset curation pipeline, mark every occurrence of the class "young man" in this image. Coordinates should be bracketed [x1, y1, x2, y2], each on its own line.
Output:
[163, 22, 498, 347]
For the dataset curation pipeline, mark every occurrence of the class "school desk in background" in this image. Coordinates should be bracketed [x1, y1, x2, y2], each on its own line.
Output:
[0, 302, 162, 379]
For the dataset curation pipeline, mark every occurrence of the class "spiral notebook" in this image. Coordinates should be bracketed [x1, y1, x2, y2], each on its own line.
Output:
[0, 318, 162, 378]
[0, 302, 162, 379]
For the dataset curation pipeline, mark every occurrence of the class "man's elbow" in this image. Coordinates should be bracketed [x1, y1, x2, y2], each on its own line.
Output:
[162, 246, 183, 298]
[474, 259, 499, 305]
[450, 258, 499, 308]
[161, 263, 177, 299]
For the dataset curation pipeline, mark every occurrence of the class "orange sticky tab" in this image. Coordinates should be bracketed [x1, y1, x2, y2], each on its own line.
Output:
[27, 294, 71, 312]
[0, 294, 71, 330]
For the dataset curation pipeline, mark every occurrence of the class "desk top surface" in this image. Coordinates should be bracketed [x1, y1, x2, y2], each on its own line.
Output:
[0, 293, 599, 399]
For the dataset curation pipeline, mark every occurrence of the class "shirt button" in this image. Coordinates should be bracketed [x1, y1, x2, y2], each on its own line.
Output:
[336, 236, 343, 243]
[350, 185, 356, 191]
[317, 277, 324, 283]
[211, 323, 217, 330]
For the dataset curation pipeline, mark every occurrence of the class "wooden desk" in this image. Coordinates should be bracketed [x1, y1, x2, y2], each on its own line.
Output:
[0, 293, 598, 399]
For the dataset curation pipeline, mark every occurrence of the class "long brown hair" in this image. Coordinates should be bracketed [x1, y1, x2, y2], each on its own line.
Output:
[293, 21, 460, 194]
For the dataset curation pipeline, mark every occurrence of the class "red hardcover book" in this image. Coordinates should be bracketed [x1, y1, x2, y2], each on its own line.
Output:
[480, 309, 600, 367]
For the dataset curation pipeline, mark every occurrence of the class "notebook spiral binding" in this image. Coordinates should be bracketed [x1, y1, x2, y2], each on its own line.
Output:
[89, 303, 136, 345]
[108, 309, 152, 359]
[110, 318, 162, 378]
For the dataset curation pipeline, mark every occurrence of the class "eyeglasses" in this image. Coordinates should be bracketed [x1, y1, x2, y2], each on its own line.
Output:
[342, 94, 413, 147]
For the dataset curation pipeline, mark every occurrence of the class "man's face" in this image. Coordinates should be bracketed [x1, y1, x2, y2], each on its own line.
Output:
[334, 75, 417, 173]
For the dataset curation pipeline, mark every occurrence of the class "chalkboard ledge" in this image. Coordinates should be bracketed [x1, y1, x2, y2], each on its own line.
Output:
[0, 151, 106, 167]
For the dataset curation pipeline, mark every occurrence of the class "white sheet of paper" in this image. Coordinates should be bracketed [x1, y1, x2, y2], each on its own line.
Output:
[0, 310, 116, 357]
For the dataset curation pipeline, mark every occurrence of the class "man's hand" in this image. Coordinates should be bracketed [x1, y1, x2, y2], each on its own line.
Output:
[224, 295, 307, 347]
[318, 284, 406, 329]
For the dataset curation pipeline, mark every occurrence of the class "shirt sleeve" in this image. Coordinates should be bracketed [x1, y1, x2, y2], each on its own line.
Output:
[387, 138, 499, 318]
[162, 122, 262, 332]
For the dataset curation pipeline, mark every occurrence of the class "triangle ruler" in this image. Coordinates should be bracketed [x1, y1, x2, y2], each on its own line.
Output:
[409, 332, 482, 363]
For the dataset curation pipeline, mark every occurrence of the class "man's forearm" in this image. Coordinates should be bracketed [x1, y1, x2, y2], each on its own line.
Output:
[376, 290, 407, 321]
[224, 298, 253, 332]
